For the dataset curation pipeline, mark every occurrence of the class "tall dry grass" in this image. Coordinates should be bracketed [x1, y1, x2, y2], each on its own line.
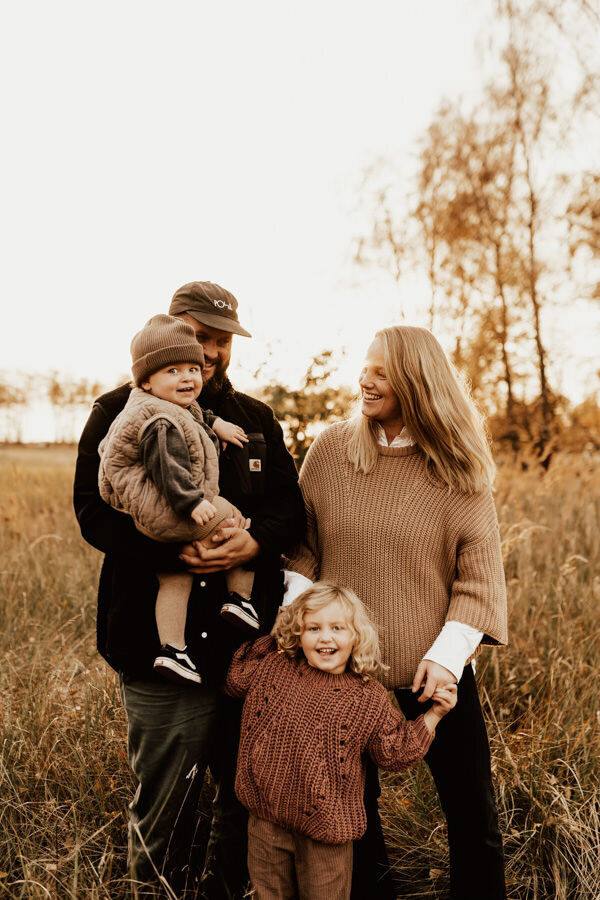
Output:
[0, 446, 599, 898]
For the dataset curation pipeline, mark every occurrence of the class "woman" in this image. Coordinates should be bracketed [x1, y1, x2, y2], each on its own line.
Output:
[288, 326, 507, 900]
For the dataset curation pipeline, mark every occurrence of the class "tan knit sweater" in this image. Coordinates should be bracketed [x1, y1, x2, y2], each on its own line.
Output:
[225, 636, 433, 844]
[287, 422, 507, 689]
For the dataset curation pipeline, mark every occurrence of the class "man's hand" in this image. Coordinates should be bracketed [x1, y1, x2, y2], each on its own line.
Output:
[219, 507, 249, 530]
[180, 527, 259, 573]
[412, 659, 456, 703]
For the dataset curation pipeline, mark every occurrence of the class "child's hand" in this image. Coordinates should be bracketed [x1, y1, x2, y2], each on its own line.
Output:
[423, 682, 457, 733]
[212, 417, 249, 449]
[432, 682, 458, 718]
[191, 499, 217, 525]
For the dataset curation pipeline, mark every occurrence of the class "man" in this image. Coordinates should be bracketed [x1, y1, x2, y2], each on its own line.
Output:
[73, 281, 306, 898]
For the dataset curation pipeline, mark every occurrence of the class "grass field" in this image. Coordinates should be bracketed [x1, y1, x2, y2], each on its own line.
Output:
[0, 445, 598, 899]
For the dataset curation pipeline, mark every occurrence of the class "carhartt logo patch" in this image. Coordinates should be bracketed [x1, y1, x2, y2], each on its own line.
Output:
[249, 459, 261, 472]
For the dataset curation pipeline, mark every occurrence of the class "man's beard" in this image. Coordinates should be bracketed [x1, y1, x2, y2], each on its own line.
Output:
[200, 360, 229, 403]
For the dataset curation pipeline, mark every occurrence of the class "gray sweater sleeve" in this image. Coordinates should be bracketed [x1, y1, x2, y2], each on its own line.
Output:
[139, 418, 206, 517]
[203, 408, 218, 430]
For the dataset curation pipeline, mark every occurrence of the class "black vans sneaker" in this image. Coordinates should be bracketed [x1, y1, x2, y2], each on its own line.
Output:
[220, 595, 260, 632]
[154, 645, 202, 684]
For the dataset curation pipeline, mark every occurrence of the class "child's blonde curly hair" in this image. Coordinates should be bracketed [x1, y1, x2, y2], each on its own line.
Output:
[275, 582, 388, 681]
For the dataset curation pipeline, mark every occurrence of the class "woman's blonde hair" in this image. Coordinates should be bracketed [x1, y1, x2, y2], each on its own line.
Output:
[347, 326, 495, 493]
[275, 582, 387, 682]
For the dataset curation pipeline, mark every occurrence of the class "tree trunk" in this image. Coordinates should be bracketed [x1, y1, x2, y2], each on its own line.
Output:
[493, 243, 516, 419]
[427, 237, 436, 331]
[523, 155, 552, 446]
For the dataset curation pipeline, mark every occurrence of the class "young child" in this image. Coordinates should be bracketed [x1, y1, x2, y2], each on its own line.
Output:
[225, 582, 457, 900]
[98, 313, 261, 684]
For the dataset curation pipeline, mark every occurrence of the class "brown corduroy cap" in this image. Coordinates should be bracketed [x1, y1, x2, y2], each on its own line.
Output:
[169, 281, 252, 337]
[130, 314, 205, 386]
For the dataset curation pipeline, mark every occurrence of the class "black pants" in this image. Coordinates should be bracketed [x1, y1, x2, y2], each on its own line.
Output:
[352, 665, 506, 900]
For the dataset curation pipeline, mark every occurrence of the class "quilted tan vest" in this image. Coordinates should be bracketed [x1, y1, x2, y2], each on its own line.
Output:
[98, 388, 220, 541]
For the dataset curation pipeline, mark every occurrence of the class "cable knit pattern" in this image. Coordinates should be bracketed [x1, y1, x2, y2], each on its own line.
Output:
[225, 635, 433, 845]
[287, 422, 507, 689]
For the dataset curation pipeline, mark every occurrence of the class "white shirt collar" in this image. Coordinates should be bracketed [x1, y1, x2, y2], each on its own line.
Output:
[375, 423, 415, 448]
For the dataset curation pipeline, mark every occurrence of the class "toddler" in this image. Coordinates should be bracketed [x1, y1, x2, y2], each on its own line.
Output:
[225, 582, 457, 900]
[98, 314, 260, 683]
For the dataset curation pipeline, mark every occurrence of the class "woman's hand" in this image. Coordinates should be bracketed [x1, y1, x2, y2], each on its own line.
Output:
[412, 659, 456, 703]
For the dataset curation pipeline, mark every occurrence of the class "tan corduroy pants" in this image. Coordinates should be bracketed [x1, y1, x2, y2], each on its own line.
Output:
[247, 814, 352, 900]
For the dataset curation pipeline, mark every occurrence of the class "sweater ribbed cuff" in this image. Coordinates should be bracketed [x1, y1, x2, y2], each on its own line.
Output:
[412, 714, 436, 753]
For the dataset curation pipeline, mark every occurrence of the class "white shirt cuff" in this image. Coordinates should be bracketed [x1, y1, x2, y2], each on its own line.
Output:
[281, 570, 313, 607]
[423, 620, 483, 682]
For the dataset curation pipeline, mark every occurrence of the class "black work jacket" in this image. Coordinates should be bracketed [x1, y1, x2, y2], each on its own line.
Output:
[73, 379, 305, 684]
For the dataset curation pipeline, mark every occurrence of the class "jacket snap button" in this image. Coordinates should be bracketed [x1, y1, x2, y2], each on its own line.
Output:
[200, 581, 206, 588]
[201, 632, 207, 639]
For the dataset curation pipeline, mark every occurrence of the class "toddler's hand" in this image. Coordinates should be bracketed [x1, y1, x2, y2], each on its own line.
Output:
[423, 682, 457, 733]
[191, 499, 217, 525]
[432, 682, 458, 718]
[212, 418, 249, 449]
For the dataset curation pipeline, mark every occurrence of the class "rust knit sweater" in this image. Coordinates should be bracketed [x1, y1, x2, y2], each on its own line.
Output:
[287, 422, 507, 689]
[225, 636, 433, 844]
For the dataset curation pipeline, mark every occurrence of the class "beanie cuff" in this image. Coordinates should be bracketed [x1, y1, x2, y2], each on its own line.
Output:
[132, 345, 205, 386]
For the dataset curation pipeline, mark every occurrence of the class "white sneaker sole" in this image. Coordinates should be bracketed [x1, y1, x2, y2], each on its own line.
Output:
[154, 657, 202, 684]
[221, 603, 260, 631]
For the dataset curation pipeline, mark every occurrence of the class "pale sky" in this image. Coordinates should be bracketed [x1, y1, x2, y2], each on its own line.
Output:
[1, 0, 599, 442]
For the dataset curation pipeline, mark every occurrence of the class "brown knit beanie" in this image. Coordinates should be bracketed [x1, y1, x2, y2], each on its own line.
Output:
[130, 314, 205, 386]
